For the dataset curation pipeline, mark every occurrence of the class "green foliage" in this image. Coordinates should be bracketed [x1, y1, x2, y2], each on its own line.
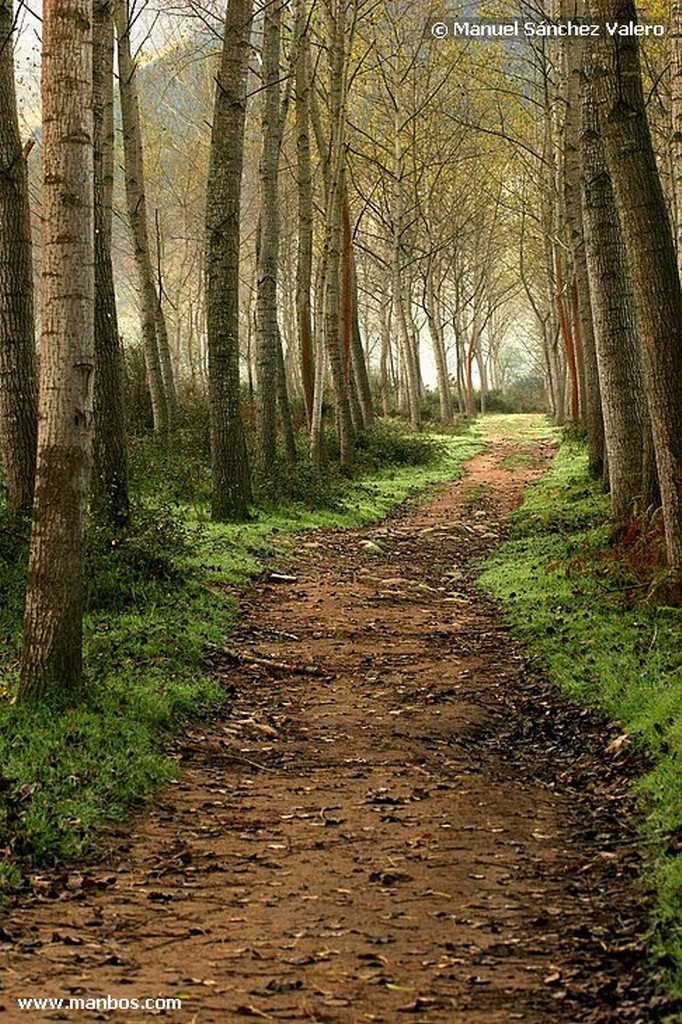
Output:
[123, 345, 154, 434]
[85, 500, 195, 611]
[480, 440, 682, 1000]
[481, 379, 548, 414]
[128, 433, 212, 507]
[0, 509, 30, 673]
[353, 418, 447, 469]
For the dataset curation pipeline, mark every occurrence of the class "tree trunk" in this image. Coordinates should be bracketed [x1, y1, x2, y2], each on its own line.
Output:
[205, 0, 253, 521]
[424, 267, 452, 424]
[92, 0, 129, 526]
[671, 2, 682, 275]
[320, 0, 355, 467]
[256, 0, 284, 475]
[19, 0, 95, 699]
[114, 0, 174, 438]
[275, 322, 297, 464]
[0, 0, 38, 515]
[324, 170, 355, 463]
[564, 26, 604, 475]
[580, 56, 644, 519]
[351, 295, 374, 429]
[295, 0, 314, 425]
[553, 249, 580, 423]
[594, 0, 682, 567]
[379, 290, 391, 416]
[344, 194, 373, 429]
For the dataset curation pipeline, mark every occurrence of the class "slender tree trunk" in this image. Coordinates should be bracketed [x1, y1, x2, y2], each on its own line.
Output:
[295, 0, 314, 425]
[256, 0, 283, 475]
[205, 0, 253, 521]
[424, 268, 452, 424]
[309, 243, 328, 467]
[155, 282, 178, 426]
[309, 305, 326, 469]
[379, 291, 391, 416]
[671, 2, 682, 275]
[564, 26, 604, 475]
[393, 268, 421, 429]
[392, 103, 420, 432]
[275, 323, 297, 464]
[475, 333, 488, 415]
[580, 58, 644, 519]
[324, 167, 355, 463]
[343, 194, 373, 429]
[464, 332, 476, 417]
[92, 0, 129, 525]
[19, 0, 94, 699]
[321, 0, 355, 467]
[0, 0, 37, 515]
[594, 0, 682, 567]
[114, 0, 173, 438]
[554, 249, 580, 422]
[351, 295, 374, 428]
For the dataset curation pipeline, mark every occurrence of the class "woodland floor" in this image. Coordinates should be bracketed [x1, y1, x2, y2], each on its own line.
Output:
[0, 440, 676, 1023]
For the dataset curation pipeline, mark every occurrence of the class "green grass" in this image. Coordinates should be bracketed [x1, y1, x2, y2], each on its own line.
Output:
[481, 411, 560, 442]
[479, 437, 682, 1003]
[0, 422, 484, 896]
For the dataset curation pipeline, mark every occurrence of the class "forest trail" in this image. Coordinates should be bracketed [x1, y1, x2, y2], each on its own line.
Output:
[1, 437, 663, 1023]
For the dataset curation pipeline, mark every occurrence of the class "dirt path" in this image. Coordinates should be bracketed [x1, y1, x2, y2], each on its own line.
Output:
[0, 440, 669, 1022]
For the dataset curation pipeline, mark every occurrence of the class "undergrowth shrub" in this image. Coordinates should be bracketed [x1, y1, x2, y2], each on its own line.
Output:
[568, 507, 680, 607]
[128, 433, 212, 506]
[85, 500, 195, 612]
[252, 454, 345, 510]
[0, 508, 30, 669]
[353, 419, 445, 469]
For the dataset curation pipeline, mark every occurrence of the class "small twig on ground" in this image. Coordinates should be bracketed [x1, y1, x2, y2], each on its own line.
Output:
[223, 649, 327, 677]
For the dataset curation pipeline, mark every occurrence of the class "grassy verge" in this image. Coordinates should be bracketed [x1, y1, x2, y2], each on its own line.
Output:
[0, 423, 483, 898]
[479, 437, 682, 1000]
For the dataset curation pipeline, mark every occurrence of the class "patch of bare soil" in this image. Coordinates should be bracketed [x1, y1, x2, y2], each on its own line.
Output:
[1, 441, 677, 1023]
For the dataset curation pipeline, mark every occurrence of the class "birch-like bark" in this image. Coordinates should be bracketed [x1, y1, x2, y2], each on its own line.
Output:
[295, 0, 314, 425]
[563, 18, 604, 475]
[594, 0, 682, 567]
[0, 0, 37, 514]
[320, 0, 355, 467]
[114, 0, 175, 437]
[256, 0, 291, 472]
[19, 0, 95, 698]
[205, 0, 253, 520]
[93, 0, 129, 525]
[671, 2, 682, 274]
[580, 57, 644, 517]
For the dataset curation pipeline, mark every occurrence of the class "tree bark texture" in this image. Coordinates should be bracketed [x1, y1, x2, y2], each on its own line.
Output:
[93, 0, 129, 525]
[0, 0, 38, 514]
[19, 0, 95, 699]
[114, 0, 175, 437]
[256, 0, 285, 475]
[580, 54, 645, 519]
[424, 266, 452, 424]
[321, 0, 355, 467]
[671, 2, 682, 275]
[563, 28, 604, 476]
[295, 0, 314, 425]
[205, 0, 253, 520]
[593, 0, 682, 567]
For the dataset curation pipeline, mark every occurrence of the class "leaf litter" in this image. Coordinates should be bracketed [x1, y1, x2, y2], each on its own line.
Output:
[0, 442, 679, 1023]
